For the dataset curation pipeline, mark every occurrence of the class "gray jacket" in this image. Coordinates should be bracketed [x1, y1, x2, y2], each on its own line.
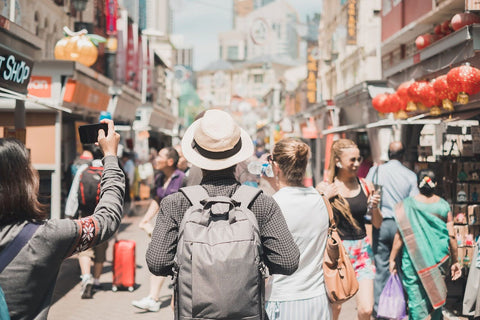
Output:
[0, 155, 125, 320]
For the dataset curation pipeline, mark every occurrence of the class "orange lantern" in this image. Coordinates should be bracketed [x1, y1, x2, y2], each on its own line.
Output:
[432, 75, 456, 111]
[372, 93, 389, 114]
[446, 63, 480, 104]
[54, 26, 105, 67]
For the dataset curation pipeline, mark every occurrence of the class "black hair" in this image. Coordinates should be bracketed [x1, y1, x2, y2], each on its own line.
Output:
[417, 169, 436, 197]
[165, 147, 179, 168]
[0, 138, 47, 225]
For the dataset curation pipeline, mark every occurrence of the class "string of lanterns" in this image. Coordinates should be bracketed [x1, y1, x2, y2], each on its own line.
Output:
[372, 64, 480, 117]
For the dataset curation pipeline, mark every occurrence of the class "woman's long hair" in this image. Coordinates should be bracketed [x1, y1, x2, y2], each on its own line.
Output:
[273, 138, 310, 187]
[0, 138, 47, 225]
[327, 139, 360, 229]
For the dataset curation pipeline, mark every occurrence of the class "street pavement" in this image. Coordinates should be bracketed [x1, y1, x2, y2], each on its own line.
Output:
[47, 200, 359, 320]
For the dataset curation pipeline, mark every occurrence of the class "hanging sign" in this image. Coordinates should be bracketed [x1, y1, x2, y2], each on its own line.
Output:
[105, 0, 118, 35]
[0, 44, 34, 94]
[347, 0, 357, 45]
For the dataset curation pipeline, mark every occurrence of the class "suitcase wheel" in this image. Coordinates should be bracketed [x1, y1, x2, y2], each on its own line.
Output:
[128, 286, 134, 292]
[112, 285, 118, 292]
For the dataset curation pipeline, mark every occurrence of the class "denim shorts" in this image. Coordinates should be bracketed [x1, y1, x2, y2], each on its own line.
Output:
[342, 237, 375, 281]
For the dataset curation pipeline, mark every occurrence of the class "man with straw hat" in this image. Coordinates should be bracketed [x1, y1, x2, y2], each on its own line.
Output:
[146, 109, 299, 318]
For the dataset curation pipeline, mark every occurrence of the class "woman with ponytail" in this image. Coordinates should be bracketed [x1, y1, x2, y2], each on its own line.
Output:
[316, 138, 381, 320]
[264, 138, 331, 319]
[389, 169, 462, 320]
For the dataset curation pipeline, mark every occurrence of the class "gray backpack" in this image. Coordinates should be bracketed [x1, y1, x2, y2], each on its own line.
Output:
[174, 185, 268, 320]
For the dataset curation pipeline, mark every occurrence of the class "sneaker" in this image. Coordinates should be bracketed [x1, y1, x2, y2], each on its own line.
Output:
[81, 275, 94, 299]
[132, 296, 161, 312]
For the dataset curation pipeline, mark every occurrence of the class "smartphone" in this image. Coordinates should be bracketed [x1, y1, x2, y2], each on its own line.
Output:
[78, 123, 108, 144]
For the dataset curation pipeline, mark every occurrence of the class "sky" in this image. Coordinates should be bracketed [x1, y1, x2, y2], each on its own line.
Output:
[172, 0, 322, 70]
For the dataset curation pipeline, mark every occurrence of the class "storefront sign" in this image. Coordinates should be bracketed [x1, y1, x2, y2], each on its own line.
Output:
[347, 0, 357, 45]
[63, 79, 110, 111]
[306, 44, 318, 106]
[27, 76, 52, 98]
[0, 44, 34, 94]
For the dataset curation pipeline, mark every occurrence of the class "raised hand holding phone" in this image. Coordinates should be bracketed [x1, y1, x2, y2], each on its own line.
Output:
[96, 120, 120, 157]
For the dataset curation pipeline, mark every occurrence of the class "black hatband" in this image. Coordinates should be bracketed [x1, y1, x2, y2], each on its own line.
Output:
[192, 139, 242, 160]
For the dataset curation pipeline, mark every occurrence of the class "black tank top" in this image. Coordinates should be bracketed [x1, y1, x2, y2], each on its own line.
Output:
[333, 182, 368, 240]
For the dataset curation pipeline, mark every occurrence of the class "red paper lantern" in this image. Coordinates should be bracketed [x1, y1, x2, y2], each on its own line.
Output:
[407, 81, 430, 111]
[441, 20, 452, 34]
[386, 93, 402, 113]
[415, 34, 438, 50]
[396, 81, 413, 111]
[446, 63, 480, 104]
[372, 93, 389, 114]
[451, 12, 480, 31]
[419, 82, 442, 115]
[432, 75, 456, 111]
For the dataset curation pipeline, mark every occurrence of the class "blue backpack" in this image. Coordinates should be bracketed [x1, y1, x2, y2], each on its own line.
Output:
[0, 223, 40, 320]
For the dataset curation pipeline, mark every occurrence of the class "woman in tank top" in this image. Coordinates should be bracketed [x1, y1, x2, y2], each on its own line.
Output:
[316, 139, 382, 320]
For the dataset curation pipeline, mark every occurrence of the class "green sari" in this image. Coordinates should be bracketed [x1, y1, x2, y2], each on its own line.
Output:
[395, 197, 451, 320]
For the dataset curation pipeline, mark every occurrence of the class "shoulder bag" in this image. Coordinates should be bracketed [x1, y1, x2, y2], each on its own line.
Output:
[322, 195, 359, 304]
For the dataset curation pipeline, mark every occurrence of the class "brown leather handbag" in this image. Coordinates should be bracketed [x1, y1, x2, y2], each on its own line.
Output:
[322, 195, 359, 304]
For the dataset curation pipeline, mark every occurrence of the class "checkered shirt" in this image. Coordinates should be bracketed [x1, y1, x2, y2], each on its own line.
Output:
[146, 170, 300, 277]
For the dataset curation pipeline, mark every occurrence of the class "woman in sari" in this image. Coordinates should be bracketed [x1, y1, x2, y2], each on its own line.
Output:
[389, 169, 462, 320]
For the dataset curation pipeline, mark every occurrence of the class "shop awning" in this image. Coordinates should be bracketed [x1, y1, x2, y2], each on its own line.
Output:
[334, 81, 391, 127]
[133, 105, 177, 133]
[321, 123, 366, 135]
[30, 60, 112, 118]
[0, 90, 71, 113]
[107, 85, 141, 123]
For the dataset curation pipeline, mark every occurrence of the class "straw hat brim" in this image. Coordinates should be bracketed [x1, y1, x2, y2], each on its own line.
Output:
[181, 118, 254, 171]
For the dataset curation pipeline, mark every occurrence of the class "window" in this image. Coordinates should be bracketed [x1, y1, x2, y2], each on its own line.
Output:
[254, 74, 263, 83]
[227, 46, 239, 60]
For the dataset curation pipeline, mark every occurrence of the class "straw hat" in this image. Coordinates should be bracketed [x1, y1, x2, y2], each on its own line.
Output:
[181, 109, 254, 170]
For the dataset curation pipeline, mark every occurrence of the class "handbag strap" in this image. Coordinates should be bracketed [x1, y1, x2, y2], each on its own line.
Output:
[321, 195, 336, 228]
[0, 223, 40, 273]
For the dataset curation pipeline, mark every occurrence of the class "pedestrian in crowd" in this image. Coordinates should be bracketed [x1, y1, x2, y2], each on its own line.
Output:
[65, 144, 94, 190]
[389, 169, 462, 320]
[65, 144, 113, 298]
[264, 138, 331, 319]
[365, 141, 419, 317]
[120, 151, 135, 215]
[146, 109, 299, 318]
[132, 147, 185, 312]
[0, 120, 124, 319]
[316, 138, 382, 320]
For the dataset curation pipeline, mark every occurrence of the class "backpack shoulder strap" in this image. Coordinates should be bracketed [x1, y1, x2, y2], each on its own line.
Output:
[0, 223, 40, 273]
[180, 185, 209, 206]
[231, 185, 262, 209]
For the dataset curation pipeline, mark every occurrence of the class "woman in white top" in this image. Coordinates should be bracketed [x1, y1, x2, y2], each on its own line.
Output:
[265, 138, 331, 320]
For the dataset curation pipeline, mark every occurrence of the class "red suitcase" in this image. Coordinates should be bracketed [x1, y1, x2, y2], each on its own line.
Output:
[112, 239, 136, 292]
